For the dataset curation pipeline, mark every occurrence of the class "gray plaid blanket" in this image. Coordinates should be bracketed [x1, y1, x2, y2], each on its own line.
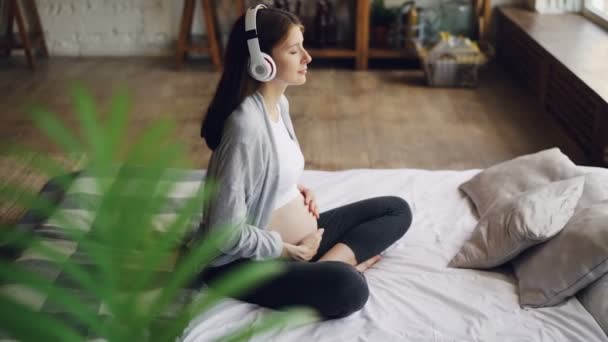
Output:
[0, 167, 207, 341]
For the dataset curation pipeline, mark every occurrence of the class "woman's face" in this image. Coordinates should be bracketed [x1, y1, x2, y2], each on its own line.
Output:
[271, 25, 312, 86]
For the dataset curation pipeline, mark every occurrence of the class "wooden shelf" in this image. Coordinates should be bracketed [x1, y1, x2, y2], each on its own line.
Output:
[368, 47, 417, 59]
[234, 0, 491, 70]
[234, 0, 369, 68]
[300, 0, 418, 69]
[305, 0, 370, 69]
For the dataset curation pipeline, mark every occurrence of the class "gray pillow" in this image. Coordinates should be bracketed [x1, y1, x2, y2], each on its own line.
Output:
[574, 171, 608, 335]
[514, 200, 608, 308]
[460, 148, 582, 217]
[449, 177, 584, 269]
[578, 274, 608, 335]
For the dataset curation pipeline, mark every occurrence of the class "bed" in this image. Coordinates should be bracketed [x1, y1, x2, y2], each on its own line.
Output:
[2, 166, 606, 341]
[181, 167, 608, 342]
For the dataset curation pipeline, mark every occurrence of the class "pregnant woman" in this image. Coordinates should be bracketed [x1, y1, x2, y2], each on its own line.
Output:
[191, 5, 412, 319]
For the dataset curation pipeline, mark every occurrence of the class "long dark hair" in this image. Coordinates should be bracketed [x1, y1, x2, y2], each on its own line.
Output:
[201, 7, 303, 151]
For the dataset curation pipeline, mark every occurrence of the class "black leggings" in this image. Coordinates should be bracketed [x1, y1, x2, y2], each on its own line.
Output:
[193, 196, 412, 320]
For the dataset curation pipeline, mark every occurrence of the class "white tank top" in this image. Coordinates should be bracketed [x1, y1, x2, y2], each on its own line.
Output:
[270, 105, 305, 210]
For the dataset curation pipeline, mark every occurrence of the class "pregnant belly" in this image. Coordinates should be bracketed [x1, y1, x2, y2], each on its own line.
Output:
[268, 193, 318, 245]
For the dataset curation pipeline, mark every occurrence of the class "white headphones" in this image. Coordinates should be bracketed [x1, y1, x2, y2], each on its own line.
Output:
[245, 4, 277, 82]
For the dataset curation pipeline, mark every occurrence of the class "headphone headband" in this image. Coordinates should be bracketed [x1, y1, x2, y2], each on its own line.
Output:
[245, 4, 265, 66]
[244, 4, 276, 82]
[245, 4, 265, 34]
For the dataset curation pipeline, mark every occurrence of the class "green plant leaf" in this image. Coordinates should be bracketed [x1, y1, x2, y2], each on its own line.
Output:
[0, 295, 83, 342]
[156, 259, 290, 342]
[71, 85, 110, 169]
[29, 107, 82, 154]
[131, 180, 213, 292]
[3, 86, 307, 342]
[105, 87, 130, 161]
[0, 259, 105, 337]
[136, 224, 233, 329]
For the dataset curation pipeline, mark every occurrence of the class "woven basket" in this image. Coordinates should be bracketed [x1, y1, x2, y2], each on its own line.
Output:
[416, 41, 494, 87]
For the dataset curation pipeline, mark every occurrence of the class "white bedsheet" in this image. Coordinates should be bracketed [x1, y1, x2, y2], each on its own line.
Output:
[181, 168, 607, 342]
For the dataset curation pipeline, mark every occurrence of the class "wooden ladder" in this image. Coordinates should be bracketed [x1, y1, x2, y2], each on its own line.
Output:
[0, 0, 49, 68]
[176, 0, 225, 70]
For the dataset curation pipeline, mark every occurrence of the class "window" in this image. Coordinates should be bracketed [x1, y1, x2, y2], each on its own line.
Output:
[584, 0, 608, 29]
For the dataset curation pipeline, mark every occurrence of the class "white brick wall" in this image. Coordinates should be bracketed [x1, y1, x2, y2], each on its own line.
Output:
[34, 0, 520, 57]
[37, 0, 205, 56]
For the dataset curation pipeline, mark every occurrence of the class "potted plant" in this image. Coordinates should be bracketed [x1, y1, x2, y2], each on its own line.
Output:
[371, 0, 398, 47]
[0, 86, 317, 341]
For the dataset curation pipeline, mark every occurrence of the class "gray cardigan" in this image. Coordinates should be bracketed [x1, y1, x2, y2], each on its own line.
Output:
[197, 91, 300, 267]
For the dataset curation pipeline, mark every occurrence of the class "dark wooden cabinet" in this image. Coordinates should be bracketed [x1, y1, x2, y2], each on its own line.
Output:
[497, 6, 608, 166]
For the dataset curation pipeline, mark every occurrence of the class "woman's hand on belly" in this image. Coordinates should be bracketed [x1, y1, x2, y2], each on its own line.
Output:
[268, 193, 318, 245]
[282, 228, 325, 261]
[297, 184, 319, 219]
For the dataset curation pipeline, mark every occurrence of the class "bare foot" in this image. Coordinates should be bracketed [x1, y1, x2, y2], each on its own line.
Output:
[355, 255, 382, 273]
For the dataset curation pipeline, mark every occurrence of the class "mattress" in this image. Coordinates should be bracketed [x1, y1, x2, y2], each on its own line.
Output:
[181, 168, 607, 342]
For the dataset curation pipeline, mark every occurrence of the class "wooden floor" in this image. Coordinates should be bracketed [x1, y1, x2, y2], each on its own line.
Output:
[0, 57, 585, 222]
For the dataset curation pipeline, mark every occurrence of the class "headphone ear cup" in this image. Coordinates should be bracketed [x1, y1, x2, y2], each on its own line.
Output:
[247, 53, 276, 82]
[261, 52, 276, 82]
[247, 57, 259, 81]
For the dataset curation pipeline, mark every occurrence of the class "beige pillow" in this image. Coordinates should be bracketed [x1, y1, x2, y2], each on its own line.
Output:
[460, 148, 582, 217]
[449, 177, 584, 269]
[514, 199, 608, 308]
